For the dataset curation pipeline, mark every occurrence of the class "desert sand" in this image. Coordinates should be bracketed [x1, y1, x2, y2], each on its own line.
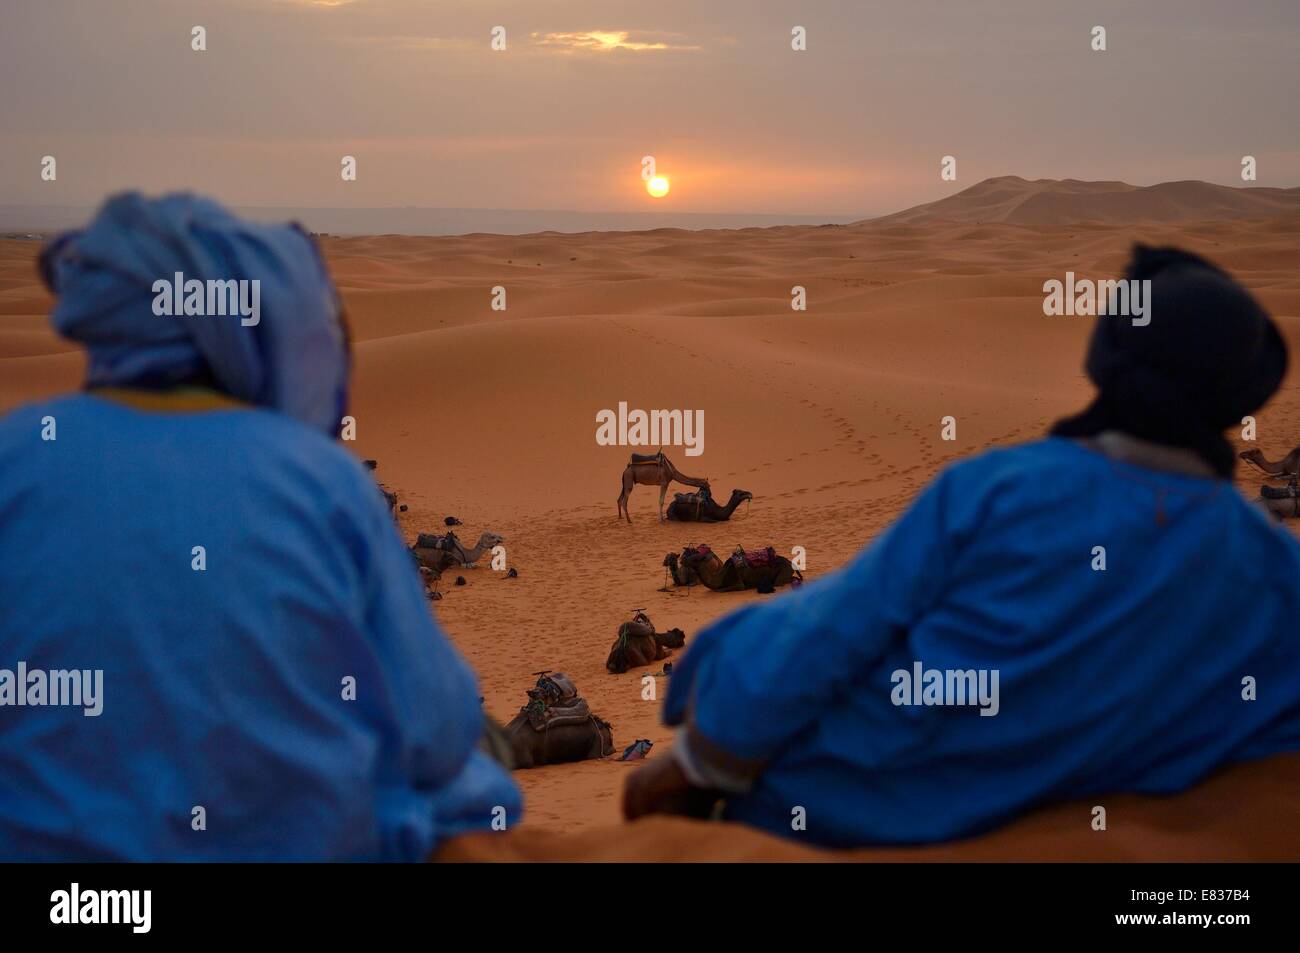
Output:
[3, 177, 1300, 850]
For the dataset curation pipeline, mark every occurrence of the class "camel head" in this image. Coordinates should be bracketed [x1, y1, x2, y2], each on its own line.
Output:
[680, 547, 710, 569]
[1239, 449, 1276, 475]
[662, 552, 678, 569]
[476, 531, 505, 549]
[658, 627, 686, 648]
[730, 489, 753, 504]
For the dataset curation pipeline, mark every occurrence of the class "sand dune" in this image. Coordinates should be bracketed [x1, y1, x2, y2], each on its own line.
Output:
[870, 175, 1300, 226]
[3, 184, 1300, 843]
[441, 752, 1300, 861]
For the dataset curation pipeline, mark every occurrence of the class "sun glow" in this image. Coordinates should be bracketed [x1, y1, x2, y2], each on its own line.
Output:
[646, 176, 670, 198]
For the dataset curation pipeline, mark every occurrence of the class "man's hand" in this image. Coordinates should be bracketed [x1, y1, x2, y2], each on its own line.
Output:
[622, 754, 719, 820]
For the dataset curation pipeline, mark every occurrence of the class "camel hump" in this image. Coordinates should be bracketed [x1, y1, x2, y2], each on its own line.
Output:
[623, 614, 655, 638]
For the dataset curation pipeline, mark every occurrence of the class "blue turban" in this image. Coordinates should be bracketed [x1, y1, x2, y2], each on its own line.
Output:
[1052, 244, 1286, 476]
[39, 192, 349, 436]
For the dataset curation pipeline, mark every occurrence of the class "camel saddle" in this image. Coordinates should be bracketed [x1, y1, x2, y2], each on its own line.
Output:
[534, 672, 578, 704]
[673, 485, 713, 505]
[629, 451, 665, 465]
[1261, 485, 1299, 500]
[523, 672, 591, 732]
[415, 531, 459, 552]
[732, 545, 777, 569]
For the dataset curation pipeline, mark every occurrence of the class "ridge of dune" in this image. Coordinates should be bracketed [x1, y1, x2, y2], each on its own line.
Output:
[862, 176, 1300, 226]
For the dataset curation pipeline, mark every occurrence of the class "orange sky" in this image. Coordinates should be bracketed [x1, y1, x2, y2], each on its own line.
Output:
[2, 0, 1298, 218]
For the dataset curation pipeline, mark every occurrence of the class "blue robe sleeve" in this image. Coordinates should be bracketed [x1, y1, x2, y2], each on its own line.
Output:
[663, 466, 976, 765]
[346, 478, 521, 858]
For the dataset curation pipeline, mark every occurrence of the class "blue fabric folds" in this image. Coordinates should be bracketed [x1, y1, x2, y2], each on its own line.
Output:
[665, 439, 1300, 847]
[39, 192, 349, 436]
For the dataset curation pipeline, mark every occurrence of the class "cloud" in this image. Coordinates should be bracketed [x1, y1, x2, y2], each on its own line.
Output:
[275, 0, 359, 8]
[342, 28, 703, 56]
[532, 31, 700, 53]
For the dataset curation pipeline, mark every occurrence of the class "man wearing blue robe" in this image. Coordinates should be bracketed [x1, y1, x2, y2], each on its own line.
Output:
[625, 246, 1300, 847]
[0, 194, 519, 860]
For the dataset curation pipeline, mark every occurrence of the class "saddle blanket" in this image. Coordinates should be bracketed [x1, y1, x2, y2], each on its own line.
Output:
[732, 546, 777, 568]
[524, 698, 592, 732]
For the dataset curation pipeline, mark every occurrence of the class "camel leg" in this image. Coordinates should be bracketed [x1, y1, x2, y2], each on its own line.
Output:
[658, 483, 668, 523]
[618, 470, 633, 523]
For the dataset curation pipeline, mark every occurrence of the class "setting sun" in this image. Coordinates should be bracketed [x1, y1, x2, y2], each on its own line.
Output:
[646, 175, 670, 198]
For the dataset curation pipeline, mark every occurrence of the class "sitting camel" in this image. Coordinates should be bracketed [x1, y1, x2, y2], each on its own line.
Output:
[667, 487, 752, 523]
[664, 545, 801, 594]
[665, 546, 739, 590]
[416, 565, 443, 600]
[412, 545, 455, 579]
[617, 450, 710, 524]
[412, 530, 503, 571]
[1256, 484, 1300, 520]
[663, 550, 701, 587]
[504, 672, 613, 768]
[1242, 447, 1300, 520]
[606, 611, 687, 675]
[1240, 446, 1300, 478]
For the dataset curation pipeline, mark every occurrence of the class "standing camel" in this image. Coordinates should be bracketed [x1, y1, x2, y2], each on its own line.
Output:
[1240, 446, 1300, 478]
[616, 450, 709, 523]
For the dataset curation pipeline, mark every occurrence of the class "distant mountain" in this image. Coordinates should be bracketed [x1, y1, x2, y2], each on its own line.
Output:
[859, 176, 1300, 226]
[0, 205, 860, 237]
